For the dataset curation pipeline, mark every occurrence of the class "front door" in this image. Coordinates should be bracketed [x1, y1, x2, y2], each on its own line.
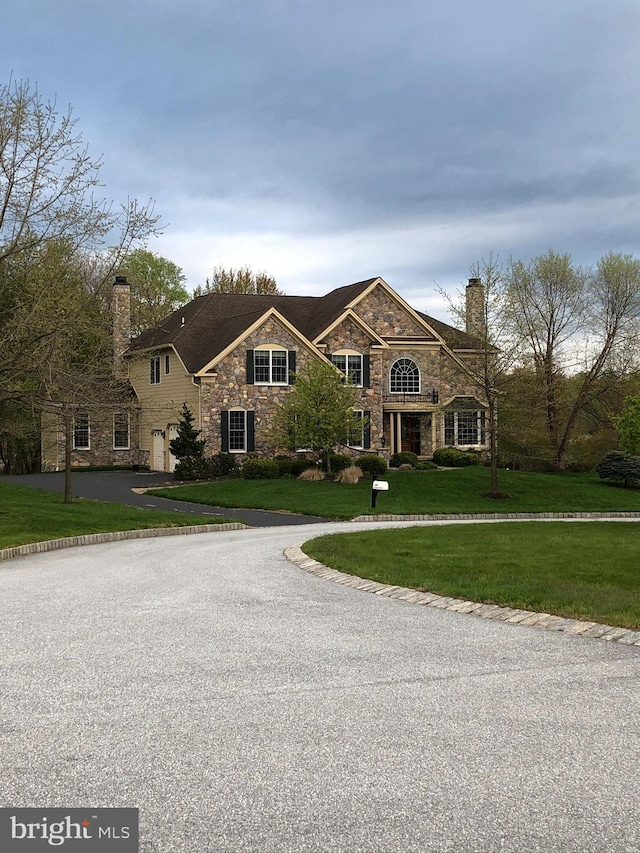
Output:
[152, 430, 165, 471]
[401, 415, 421, 454]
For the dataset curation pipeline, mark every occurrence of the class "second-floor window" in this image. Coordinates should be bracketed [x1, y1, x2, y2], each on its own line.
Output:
[246, 347, 295, 385]
[255, 349, 288, 384]
[331, 353, 363, 386]
[390, 358, 420, 393]
[150, 356, 161, 385]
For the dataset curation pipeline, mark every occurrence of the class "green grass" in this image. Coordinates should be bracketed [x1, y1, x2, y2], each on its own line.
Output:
[0, 481, 232, 550]
[147, 467, 640, 519]
[303, 522, 640, 628]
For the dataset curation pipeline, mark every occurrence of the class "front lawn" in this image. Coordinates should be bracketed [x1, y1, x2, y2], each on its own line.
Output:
[0, 481, 232, 550]
[303, 523, 640, 628]
[148, 467, 640, 519]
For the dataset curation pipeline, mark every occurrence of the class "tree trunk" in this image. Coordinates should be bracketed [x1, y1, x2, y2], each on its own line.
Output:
[64, 413, 73, 504]
[488, 401, 500, 496]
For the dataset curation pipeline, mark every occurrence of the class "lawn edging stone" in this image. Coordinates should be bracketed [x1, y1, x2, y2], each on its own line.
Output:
[284, 543, 640, 648]
[0, 523, 245, 564]
[351, 511, 640, 521]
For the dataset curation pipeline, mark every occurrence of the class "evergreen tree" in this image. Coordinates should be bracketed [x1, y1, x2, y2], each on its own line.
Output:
[170, 404, 206, 462]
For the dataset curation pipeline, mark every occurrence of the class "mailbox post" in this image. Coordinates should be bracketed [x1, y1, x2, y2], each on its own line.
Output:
[371, 479, 389, 508]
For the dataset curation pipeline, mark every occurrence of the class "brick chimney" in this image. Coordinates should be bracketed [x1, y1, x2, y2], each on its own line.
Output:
[113, 275, 131, 378]
[465, 277, 486, 338]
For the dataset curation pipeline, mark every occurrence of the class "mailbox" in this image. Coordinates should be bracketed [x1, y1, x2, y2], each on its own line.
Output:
[371, 479, 389, 508]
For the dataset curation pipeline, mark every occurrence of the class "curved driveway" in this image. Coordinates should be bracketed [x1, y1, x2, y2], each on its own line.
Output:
[1, 522, 638, 853]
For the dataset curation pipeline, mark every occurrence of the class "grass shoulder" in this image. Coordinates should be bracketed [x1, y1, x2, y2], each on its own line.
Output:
[0, 481, 232, 550]
[302, 522, 640, 629]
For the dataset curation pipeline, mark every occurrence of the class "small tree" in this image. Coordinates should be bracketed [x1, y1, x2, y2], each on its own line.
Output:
[614, 396, 640, 456]
[193, 265, 283, 297]
[596, 451, 640, 488]
[270, 360, 364, 474]
[169, 404, 206, 462]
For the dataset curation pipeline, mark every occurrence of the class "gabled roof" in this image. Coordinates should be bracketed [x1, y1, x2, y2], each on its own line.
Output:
[125, 278, 480, 372]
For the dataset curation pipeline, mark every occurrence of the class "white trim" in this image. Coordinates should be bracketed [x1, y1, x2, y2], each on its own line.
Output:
[254, 347, 289, 385]
[150, 355, 161, 385]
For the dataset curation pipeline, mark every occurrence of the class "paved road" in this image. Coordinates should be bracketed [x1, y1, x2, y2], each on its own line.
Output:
[5, 471, 327, 526]
[1, 523, 638, 853]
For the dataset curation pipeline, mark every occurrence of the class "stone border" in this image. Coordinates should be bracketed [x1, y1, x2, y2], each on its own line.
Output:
[0, 523, 245, 564]
[351, 511, 640, 521]
[284, 544, 640, 648]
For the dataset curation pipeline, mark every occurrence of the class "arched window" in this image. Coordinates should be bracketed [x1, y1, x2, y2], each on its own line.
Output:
[390, 358, 420, 393]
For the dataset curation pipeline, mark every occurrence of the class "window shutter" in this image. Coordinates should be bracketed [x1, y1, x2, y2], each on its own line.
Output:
[221, 411, 229, 452]
[288, 350, 296, 384]
[363, 355, 370, 388]
[246, 351, 254, 384]
[363, 410, 371, 449]
[247, 411, 255, 451]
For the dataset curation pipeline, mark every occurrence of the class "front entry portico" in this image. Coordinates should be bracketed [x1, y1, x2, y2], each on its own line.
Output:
[387, 412, 433, 457]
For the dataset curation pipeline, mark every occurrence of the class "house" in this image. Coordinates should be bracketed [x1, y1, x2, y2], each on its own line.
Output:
[41, 275, 489, 472]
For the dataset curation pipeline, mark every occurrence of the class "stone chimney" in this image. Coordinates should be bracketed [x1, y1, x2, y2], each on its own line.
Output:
[113, 275, 131, 379]
[465, 277, 486, 338]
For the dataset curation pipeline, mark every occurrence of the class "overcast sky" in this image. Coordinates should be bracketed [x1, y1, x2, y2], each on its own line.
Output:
[3, 0, 640, 320]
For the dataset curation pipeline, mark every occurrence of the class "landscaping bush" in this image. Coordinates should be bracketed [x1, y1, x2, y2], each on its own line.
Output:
[416, 460, 438, 470]
[209, 453, 237, 477]
[174, 458, 213, 481]
[241, 458, 280, 480]
[322, 453, 353, 474]
[335, 466, 363, 484]
[432, 447, 481, 467]
[275, 457, 293, 478]
[357, 455, 388, 478]
[298, 467, 325, 481]
[389, 451, 418, 468]
[290, 457, 316, 477]
[595, 451, 640, 488]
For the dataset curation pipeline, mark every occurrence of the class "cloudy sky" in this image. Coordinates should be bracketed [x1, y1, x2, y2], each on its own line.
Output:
[3, 0, 640, 320]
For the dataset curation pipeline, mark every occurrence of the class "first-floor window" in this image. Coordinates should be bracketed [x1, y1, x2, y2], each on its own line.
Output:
[229, 410, 247, 451]
[73, 413, 90, 450]
[221, 409, 255, 453]
[444, 410, 486, 446]
[346, 410, 364, 448]
[113, 413, 130, 450]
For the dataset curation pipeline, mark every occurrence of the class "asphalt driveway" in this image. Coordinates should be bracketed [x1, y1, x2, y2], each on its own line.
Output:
[5, 471, 327, 526]
[1, 522, 638, 852]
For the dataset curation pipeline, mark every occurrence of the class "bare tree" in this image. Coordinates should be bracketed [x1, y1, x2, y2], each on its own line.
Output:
[0, 78, 159, 407]
[504, 250, 640, 470]
[440, 254, 518, 497]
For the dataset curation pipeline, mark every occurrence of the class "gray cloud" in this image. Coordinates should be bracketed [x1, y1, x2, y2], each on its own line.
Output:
[3, 0, 640, 314]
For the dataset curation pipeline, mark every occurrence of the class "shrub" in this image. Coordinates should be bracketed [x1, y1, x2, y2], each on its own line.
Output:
[335, 466, 363, 484]
[291, 457, 316, 477]
[595, 451, 640, 488]
[209, 453, 237, 477]
[389, 451, 418, 468]
[322, 453, 352, 474]
[358, 454, 388, 478]
[241, 458, 280, 480]
[173, 458, 212, 481]
[432, 447, 481, 467]
[298, 467, 325, 481]
[275, 457, 293, 478]
[416, 460, 438, 470]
